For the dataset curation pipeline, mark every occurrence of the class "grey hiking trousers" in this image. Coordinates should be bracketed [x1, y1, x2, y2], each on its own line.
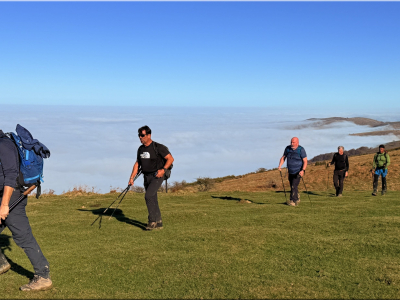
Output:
[0, 189, 50, 278]
[143, 173, 164, 223]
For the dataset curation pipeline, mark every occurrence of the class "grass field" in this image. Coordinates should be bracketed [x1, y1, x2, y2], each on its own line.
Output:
[1, 190, 400, 299]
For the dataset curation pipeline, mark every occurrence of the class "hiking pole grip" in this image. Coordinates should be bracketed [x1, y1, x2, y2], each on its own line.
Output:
[23, 184, 37, 196]
[9, 184, 38, 211]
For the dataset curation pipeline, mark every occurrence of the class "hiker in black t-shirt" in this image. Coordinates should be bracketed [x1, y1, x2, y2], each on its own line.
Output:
[327, 146, 349, 197]
[128, 126, 174, 230]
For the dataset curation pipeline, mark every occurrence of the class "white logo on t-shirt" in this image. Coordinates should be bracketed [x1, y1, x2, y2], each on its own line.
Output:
[140, 152, 150, 159]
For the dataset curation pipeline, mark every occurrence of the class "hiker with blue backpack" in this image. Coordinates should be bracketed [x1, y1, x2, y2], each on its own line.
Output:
[0, 125, 52, 291]
[278, 137, 308, 206]
[129, 126, 174, 230]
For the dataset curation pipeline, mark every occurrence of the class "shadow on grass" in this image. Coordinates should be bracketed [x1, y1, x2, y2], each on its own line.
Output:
[210, 196, 266, 205]
[78, 208, 147, 230]
[275, 190, 323, 197]
[0, 234, 34, 279]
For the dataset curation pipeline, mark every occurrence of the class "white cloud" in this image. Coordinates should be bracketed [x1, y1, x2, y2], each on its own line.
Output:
[1, 105, 397, 194]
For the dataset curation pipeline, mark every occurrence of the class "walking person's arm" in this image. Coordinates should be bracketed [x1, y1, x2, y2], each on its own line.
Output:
[278, 156, 286, 171]
[0, 186, 13, 225]
[385, 153, 390, 169]
[155, 154, 174, 178]
[0, 142, 19, 224]
[328, 153, 336, 167]
[372, 154, 377, 170]
[128, 161, 139, 186]
[299, 157, 307, 177]
[345, 155, 349, 177]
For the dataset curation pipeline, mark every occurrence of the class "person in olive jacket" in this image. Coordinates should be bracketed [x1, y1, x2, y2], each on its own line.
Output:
[371, 144, 390, 196]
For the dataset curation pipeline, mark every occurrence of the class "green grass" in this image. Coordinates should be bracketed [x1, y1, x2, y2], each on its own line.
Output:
[1, 190, 400, 299]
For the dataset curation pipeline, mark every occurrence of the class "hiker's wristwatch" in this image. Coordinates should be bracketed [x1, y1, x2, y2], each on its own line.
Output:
[163, 168, 167, 172]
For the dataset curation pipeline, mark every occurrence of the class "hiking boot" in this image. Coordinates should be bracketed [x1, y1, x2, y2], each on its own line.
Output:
[20, 275, 53, 291]
[0, 253, 11, 275]
[372, 192, 377, 196]
[288, 201, 296, 207]
[381, 191, 386, 196]
[146, 221, 163, 230]
[337, 194, 342, 197]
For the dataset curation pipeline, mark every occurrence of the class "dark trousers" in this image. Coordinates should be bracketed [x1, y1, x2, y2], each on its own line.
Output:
[143, 174, 164, 223]
[288, 173, 301, 202]
[373, 174, 387, 192]
[0, 189, 50, 278]
[333, 170, 346, 196]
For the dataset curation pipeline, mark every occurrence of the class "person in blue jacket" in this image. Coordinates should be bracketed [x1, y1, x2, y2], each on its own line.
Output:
[278, 137, 308, 206]
[0, 129, 52, 291]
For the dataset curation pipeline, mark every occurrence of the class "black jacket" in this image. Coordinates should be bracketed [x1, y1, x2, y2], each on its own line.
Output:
[330, 152, 349, 172]
[0, 130, 19, 190]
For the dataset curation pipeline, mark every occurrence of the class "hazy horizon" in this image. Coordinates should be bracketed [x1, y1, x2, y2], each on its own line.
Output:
[1, 105, 398, 194]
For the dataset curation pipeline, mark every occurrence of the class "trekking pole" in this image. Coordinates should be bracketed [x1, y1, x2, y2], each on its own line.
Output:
[279, 170, 288, 204]
[326, 163, 330, 190]
[108, 169, 143, 220]
[9, 183, 38, 212]
[301, 176, 312, 207]
[91, 170, 142, 227]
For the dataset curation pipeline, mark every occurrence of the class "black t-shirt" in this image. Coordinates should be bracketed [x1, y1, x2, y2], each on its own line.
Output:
[137, 142, 170, 174]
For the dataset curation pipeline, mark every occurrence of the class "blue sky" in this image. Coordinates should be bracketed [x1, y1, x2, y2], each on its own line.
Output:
[1, 2, 399, 108]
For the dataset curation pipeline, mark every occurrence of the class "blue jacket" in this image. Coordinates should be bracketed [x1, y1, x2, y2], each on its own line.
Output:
[0, 130, 19, 190]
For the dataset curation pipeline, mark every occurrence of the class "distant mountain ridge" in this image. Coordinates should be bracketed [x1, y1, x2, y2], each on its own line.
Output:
[309, 140, 400, 163]
[305, 117, 400, 129]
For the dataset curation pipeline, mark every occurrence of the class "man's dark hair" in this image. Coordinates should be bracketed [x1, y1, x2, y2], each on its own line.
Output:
[379, 144, 385, 149]
[138, 125, 151, 135]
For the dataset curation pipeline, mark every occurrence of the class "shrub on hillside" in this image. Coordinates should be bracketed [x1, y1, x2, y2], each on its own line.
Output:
[196, 177, 214, 192]
[131, 186, 145, 193]
[61, 185, 99, 197]
[169, 180, 187, 192]
[266, 180, 278, 189]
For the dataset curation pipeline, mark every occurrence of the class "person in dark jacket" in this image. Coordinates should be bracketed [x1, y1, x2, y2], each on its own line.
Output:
[371, 144, 390, 196]
[278, 137, 307, 206]
[128, 126, 174, 230]
[327, 146, 349, 197]
[0, 129, 52, 291]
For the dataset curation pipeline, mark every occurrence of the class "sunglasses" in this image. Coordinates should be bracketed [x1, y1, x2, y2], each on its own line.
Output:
[138, 133, 147, 138]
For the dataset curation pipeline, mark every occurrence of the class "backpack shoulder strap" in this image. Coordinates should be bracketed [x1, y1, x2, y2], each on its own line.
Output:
[297, 146, 303, 156]
[152, 141, 159, 157]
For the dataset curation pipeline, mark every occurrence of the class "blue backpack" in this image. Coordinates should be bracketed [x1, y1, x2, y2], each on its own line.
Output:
[6, 125, 50, 197]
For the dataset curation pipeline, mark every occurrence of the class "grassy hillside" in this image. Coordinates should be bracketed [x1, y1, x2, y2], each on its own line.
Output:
[176, 148, 400, 194]
[1, 191, 400, 299]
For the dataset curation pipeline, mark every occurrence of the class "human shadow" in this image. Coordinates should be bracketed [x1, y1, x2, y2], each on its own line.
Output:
[78, 208, 147, 230]
[210, 196, 266, 205]
[0, 234, 34, 279]
[275, 191, 322, 197]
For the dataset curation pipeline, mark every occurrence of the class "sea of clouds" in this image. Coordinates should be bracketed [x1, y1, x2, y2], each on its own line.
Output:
[1, 105, 398, 194]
